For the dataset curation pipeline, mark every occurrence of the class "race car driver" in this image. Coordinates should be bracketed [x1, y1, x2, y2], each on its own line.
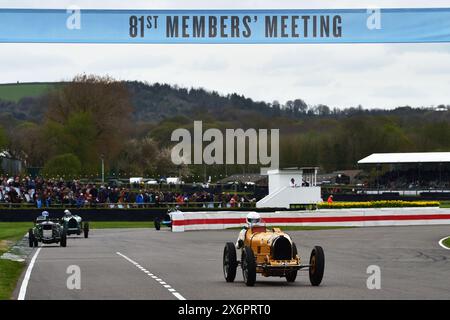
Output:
[235, 212, 261, 249]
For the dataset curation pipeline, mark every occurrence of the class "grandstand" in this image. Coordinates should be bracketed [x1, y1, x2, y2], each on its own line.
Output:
[357, 152, 450, 197]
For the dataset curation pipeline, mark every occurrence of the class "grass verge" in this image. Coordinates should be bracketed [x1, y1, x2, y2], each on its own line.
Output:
[443, 237, 450, 249]
[0, 260, 25, 300]
[440, 201, 450, 208]
[0, 222, 33, 300]
[0, 222, 34, 244]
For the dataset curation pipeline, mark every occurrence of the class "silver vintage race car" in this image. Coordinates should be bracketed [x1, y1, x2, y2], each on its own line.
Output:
[29, 211, 67, 247]
[61, 210, 89, 238]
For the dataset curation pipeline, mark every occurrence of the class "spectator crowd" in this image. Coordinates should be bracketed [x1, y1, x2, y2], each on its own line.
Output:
[0, 176, 256, 208]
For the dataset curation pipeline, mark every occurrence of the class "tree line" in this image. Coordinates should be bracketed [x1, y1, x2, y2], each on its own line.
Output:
[0, 75, 449, 180]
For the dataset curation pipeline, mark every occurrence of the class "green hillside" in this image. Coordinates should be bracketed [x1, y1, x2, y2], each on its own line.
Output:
[0, 82, 56, 102]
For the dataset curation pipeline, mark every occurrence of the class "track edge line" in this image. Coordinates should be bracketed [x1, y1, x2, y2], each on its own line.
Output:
[17, 247, 41, 300]
[438, 236, 450, 250]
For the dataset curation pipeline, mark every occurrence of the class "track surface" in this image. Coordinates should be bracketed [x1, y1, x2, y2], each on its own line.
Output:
[15, 226, 450, 300]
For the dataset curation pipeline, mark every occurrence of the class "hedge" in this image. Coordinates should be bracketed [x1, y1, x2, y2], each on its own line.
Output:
[318, 200, 440, 209]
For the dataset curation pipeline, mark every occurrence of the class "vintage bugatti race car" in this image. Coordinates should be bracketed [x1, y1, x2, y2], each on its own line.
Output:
[61, 210, 89, 238]
[29, 212, 67, 247]
[223, 223, 325, 286]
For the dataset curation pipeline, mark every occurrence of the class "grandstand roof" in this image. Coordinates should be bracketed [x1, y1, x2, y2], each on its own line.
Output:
[358, 152, 450, 164]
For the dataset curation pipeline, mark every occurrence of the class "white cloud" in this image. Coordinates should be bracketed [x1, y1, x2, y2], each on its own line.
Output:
[1, 1, 450, 109]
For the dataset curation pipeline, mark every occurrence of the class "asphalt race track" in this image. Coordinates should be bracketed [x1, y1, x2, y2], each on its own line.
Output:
[14, 226, 450, 300]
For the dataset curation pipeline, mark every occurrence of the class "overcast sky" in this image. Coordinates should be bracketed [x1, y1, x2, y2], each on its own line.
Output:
[1, 0, 450, 109]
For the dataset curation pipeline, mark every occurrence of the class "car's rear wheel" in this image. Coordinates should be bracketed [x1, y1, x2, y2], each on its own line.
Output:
[83, 222, 89, 238]
[309, 246, 325, 286]
[28, 229, 34, 248]
[286, 242, 298, 282]
[242, 246, 256, 286]
[60, 231, 67, 247]
[223, 242, 237, 282]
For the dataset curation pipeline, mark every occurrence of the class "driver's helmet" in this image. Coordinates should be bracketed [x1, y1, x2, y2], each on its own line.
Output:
[64, 209, 72, 217]
[42, 211, 49, 219]
[246, 212, 261, 227]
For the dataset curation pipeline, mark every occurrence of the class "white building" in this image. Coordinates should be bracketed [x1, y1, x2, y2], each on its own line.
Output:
[256, 167, 322, 209]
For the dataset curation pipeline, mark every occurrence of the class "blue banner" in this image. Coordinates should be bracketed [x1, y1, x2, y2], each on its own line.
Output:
[1, 8, 450, 43]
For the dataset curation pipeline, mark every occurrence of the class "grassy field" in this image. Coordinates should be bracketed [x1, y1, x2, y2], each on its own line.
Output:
[443, 237, 450, 249]
[440, 201, 450, 208]
[0, 222, 33, 300]
[0, 82, 56, 102]
[0, 222, 33, 246]
[0, 260, 24, 300]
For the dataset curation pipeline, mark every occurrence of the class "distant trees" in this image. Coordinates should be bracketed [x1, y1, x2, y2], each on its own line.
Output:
[0, 126, 8, 150]
[285, 99, 309, 116]
[41, 153, 81, 179]
[9, 122, 48, 167]
[1, 77, 450, 179]
[46, 74, 133, 168]
[6, 75, 134, 177]
[278, 112, 450, 171]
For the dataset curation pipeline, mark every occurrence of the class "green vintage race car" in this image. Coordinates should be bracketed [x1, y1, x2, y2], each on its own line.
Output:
[61, 210, 89, 238]
[29, 211, 67, 247]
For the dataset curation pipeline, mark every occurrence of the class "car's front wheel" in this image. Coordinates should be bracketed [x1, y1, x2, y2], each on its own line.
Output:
[223, 242, 237, 282]
[241, 246, 256, 286]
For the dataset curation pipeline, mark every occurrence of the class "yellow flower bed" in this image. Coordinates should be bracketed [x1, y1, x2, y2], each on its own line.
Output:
[318, 200, 440, 209]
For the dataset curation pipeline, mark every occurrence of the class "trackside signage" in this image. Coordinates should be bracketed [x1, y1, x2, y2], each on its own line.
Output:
[2, 8, 450, 43]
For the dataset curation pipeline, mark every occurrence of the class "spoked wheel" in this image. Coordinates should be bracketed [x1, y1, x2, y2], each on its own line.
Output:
[309, 246, 325, 286]
[286, 242, 298, 283]
[223, 242, 237, 282]
[241, 246, 256, 286]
